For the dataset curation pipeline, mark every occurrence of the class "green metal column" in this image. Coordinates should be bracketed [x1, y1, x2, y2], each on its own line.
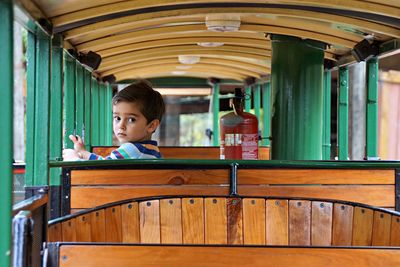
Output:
[63, 53, 76, 149]
[270, 35, 325, 160]
[84, 70, 92, 150]
[338, 67, 349, 160]
[262, 82, 271, 146]
[366, 57, 379, 159]
[322, 70, 332, 160]
[0, 1, 13, 265]
[212, 83, 220, 146]
[91, 79, 100, 146]
[49, 35, 63, 185]
[245, 86, 252, 112]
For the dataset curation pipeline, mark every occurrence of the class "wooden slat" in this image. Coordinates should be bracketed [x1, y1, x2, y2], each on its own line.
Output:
[48, 224, 62, 242]
[58, 245, 400, 267]
[160, 198, 182, 244]
[243, 198, 265, 245]
[238, 169, 394, 184]
[71, 186, 229, 209]
[90, 210, 106, 242]
[182, 198, 204, 244]
[227, 198, 243, 245]
[105, 206, 122, 242]
[238, 185, 394, 207]
[372, 211, 392, 246]
[205, 198, 227, 244]
[266, 199, 288, 245]
[311, 201, 333, 246]
[352, 207, 373, 246]
[390, 216, 400, 246]
[139, 200, 160, 243]
[332, 204, 354, 246]
[75, 214, 91, 242]
[61, 219, 76, 242]
[121, 202, 140, 243]
[71, 169, 229, 185]
[289, 200, 311, 246]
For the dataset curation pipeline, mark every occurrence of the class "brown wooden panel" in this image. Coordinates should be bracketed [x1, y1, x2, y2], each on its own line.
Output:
[243, 198, 265, 245]
[71, 169, 229, 185]
[238, 169, 394, 185]
[372, 211, 392, 246]
[352, 207, 373, 246]
[48, 224, 62, 242]
[71, 186, 229, 209]
[205, 197, 227, 244]
[139, 200, 160, 243]
[75, 214, 91, 242]
[105, 206, 122, 242]
[121, 202, 139, 243]
[227, 198, 243, 245]
[92, 146, 270, 160]
[160, 198, 182, 244]
[311, 201, 333, 246]
[61, 219, 76, 242]
[390, 216, 400, 246]
[266, 199, 288, 245]
[289, 200, 311, 246]
[59, 245, 400, 267]
[238, 185, 394, 207]
[90, 210, 106, 242]
[332, 204, 354, 246]
[182, 198, 204, 244]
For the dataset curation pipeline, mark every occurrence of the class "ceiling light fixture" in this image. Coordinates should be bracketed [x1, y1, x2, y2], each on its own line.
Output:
[178, 55, 200, 64]
[171, 70, 187, 75]
[205, 14, 241, 32]
[197, 42, 224, 47]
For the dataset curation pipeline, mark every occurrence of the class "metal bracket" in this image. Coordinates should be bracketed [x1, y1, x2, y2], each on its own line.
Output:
[229, 163, 239, 196]
[61, 168, 71, 216]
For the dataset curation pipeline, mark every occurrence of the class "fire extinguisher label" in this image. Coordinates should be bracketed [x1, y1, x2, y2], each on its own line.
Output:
[241, 134, 258, 160]
[224, 134, 242, 146]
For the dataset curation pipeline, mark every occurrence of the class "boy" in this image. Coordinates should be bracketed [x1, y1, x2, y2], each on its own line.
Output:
[62, 80, 165, 160]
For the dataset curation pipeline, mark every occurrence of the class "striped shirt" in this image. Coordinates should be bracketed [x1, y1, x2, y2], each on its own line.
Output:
[88, 140, 162, 160]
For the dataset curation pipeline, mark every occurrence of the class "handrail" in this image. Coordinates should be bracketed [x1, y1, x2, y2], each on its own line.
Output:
[13, 194, 48, 216]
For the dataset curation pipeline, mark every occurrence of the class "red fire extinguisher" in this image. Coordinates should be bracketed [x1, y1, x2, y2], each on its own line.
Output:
[220, 88, 259, 160]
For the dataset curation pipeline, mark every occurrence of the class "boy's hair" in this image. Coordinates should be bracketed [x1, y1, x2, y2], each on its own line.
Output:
[112, 80, 165, 123]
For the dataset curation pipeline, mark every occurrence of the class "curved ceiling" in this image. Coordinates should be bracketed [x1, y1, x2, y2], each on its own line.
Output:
[26, 0, 400, 82]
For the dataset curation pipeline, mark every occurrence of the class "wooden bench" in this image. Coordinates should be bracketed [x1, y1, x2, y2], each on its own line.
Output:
[49, 196, 400, 246]
[63, 163, 398, 215]
[92, 146, 271, 159]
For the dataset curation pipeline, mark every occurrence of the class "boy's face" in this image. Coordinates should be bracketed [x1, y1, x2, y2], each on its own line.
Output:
[113, 101, 159, 144]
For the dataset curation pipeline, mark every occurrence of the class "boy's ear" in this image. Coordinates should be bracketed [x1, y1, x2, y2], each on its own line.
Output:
[147, 119, 160, 133]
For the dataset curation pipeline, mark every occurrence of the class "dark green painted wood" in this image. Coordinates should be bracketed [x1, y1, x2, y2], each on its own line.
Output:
[33, 29, 51, 185]
[106, 84, 113, 145]
[338, 67, 349, 160]
[323, 70, 332, 160]
[99, 83, 106, 144]
[245, 86, 251, 112]
[63, 53, 76, 149]
[91, 79, 100, 146]
[75, 64, 85, 140]
[212, 83, 220, 146]
[262, 82, 271, 146]
[84, 70, 92, 150]
[49, 35, 63, 185]
[254, 84, 261, 128]
[366, 57, 379, 159]
[0, 1, 13, 265]
[271, 35, 325, 160]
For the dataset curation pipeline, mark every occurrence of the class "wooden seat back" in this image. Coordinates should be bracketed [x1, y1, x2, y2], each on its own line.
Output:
[49, 196, 400, 247]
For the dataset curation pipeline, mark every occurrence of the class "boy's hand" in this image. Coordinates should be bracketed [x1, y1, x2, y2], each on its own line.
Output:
[62, 148, 80, 161]
[69, 135, 86, 153]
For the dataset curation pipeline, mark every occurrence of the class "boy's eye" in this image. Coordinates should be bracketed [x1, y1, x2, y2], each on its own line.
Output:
[128, 117, 136, 123]
[113, 116, 121, 121]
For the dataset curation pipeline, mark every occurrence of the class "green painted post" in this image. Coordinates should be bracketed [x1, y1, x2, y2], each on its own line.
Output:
[254, 84, 261, 123]
[106, 84, 113, 145]
[49, 35, 64, 185]
[322, 70, 332, 160]
[33, 29, 51, 185]
[366, 57, 379, 159]
[262, 82, 271, 146]
[91, 79, 100, 146]
[75, 65, 85, 140]
[212, 83, 220, 146]
[63, 53, 76, 149]
[25, 31, 37, 187]
[0, 1, 13, 265]
[338, 66, 349, 160]
[84, 70, 92, 150]
[245, 86, 252, 112]
[270, 35, 325, 160]
[99, 83, 106, 144]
